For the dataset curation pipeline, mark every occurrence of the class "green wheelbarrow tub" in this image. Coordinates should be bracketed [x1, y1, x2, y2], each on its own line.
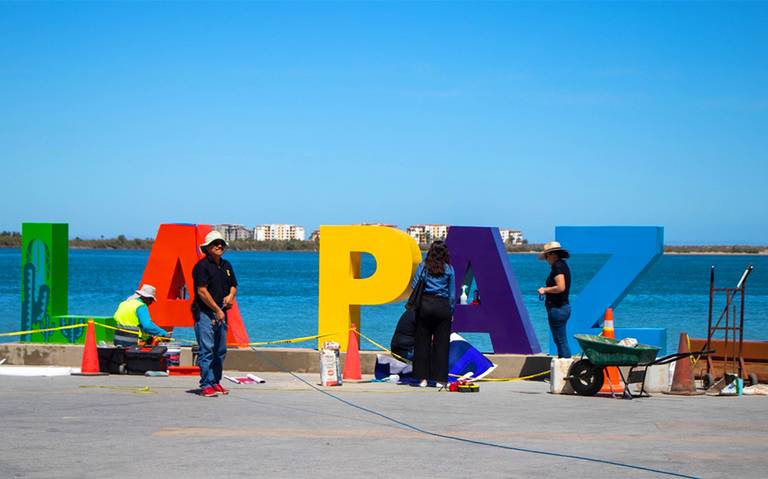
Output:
[573, 334, 661, 367]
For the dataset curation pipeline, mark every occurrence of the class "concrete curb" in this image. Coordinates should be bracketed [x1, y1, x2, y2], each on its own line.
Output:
[0, 343, 552, 379]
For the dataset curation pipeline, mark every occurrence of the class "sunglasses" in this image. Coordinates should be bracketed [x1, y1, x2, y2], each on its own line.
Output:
[211, 241, 226, 248]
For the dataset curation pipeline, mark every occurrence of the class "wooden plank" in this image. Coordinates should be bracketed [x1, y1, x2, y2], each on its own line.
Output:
[690, 338, 768, 382]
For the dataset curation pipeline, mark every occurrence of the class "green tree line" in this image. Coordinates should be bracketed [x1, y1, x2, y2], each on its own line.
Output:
[0, 231, 764, 254]
[0, 232, 318, 251]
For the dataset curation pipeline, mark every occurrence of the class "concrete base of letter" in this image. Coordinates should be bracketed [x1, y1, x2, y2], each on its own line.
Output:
[626, 363, 672, 395]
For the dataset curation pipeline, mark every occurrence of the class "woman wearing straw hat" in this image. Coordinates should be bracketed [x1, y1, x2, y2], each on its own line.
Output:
[537, 241, 572, 358]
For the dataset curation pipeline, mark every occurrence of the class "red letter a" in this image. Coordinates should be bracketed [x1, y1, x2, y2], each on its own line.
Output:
[139, 223, 250, 347]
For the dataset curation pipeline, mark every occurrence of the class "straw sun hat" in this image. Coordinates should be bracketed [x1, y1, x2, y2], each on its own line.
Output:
[538, 241, 570, 260]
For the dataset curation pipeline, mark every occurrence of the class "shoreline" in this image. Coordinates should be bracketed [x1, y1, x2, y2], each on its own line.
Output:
[2, 234, 766, 255]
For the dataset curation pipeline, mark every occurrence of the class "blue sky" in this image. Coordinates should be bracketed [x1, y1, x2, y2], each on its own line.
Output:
[1, 2, 766, 244]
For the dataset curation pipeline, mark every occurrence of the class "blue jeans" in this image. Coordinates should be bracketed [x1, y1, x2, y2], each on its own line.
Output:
[194, 309, 228, 388]
[547, 304, 572, 358]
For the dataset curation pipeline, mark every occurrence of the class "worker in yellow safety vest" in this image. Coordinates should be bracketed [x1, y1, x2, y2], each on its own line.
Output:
[113, 284, 169, 346]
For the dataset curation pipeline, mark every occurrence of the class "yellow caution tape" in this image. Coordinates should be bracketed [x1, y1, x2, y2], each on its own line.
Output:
[352, 328, 549, 382]
[353, 329, 410, 364]
[2, 322, 551, 383]
[0, 323, 87, 337]
[248, 329, 351, 347]
[0, 322, 185, 344]
[79, 385, 154, 394]
[93, 323, 142, 336]
[164, 337, 197, 344]
[469, 369, 552, 382]
[686, 335, 705, 367]
[91, 323, 189, 343]
[1, 324, 349, 351]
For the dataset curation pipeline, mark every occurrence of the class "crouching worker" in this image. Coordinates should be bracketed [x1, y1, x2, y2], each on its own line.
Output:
[113, 284, 170, 347]
[390, 309, 416, 362]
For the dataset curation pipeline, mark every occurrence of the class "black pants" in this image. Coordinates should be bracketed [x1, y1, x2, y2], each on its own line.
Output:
[413, 294, 452, 383]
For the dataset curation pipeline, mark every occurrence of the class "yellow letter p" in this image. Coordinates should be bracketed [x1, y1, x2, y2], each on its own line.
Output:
[318, 225, 421, 351]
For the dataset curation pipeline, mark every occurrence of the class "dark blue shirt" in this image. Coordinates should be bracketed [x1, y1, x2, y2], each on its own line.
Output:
[411, 263, 456, 310]
[545, 259, 571, 308]
[192, 255, 238, 314]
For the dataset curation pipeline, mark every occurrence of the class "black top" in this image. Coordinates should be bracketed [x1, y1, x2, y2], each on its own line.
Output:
[192, 255, 238, 314]
[545, 259, 571, 308]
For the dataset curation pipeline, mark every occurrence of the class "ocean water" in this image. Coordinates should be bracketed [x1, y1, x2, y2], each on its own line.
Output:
[1, 248, 766, 355]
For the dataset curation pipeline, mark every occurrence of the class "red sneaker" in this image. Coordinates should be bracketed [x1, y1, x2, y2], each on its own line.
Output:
[201, 386, 219, 397]
[213, 384, 229, 395]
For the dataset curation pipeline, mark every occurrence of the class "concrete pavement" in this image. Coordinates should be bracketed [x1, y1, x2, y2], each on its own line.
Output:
[1, 372, 766, 478]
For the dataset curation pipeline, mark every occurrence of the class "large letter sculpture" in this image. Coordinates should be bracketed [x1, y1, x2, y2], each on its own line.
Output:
[139, 223, 250, 347]
[554, 226, 665, 354]
[318, 225, 421, 351]
[446, 226, 541, 354]
[20, 223, 68, 343]
[20, 223, 115, 344]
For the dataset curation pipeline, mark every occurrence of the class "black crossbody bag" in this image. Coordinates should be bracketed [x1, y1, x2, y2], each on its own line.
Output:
[405, 266, 427, 312]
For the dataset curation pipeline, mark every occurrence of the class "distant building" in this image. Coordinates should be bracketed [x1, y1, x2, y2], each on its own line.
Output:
[254, 224, 305, 241]
[309, 224, 393, 243]
[213, 224, 254, 242]
[254, 226, 266, 241]
[359, 223, 398, 228]
[406, 224, 449, 244]
[499, 228, 524, 245]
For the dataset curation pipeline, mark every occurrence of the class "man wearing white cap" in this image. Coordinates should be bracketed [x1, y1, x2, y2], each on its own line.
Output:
[192, 230, 238, 397]
[113, 284, 169, 346]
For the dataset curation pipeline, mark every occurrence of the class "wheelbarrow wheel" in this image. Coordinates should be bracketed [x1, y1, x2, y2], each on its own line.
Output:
[748, 373, 759, 386]
[702, 373, 714, 389]
[569, 359, 605, 396]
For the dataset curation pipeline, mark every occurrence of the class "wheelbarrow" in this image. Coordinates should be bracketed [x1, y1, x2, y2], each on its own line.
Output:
[568, 334, 712, 399]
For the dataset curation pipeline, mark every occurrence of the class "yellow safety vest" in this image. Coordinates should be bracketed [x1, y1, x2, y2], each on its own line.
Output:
[113, 298, 149, 342]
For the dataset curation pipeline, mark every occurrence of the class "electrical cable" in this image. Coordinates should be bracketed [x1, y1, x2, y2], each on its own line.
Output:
[252, 347, 699, 479]
[1, 321, 698, 477]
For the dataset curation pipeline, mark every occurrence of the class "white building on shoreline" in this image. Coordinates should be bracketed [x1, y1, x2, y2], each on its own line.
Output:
[499, 228, 525, 245]
[213, 224, 254, 242]
[254, 224, 305, 241]
[215, 222, 521, 245]
[406, 224, 449, 244]
[406, 224, 524, 245]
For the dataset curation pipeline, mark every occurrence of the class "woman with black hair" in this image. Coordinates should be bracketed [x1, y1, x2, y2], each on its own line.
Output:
[411, 240, 456, 388]
[537, 241, 572, 358]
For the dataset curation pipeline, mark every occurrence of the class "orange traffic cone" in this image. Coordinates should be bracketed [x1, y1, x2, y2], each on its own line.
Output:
[342, 327, 362, 381]
[71, 320, 107, 376]
[599, 308, 625, 396]
[666, 332, 703, 395]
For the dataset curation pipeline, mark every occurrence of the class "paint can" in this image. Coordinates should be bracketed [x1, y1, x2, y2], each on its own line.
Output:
[320, 341, 342, 386]
[163, 342, 181, 368]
